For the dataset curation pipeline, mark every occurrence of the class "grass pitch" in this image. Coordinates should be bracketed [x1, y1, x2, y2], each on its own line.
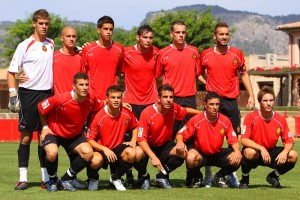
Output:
[0, 141, 299, 200]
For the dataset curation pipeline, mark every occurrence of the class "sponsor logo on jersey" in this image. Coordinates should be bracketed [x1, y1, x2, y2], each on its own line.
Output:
[233, 58, 238, 66]
[241, 125, 246, 135]
[232, 131, 237, 137]
[138, 127, 143, 137]
[220, 127, 225, 135]
[42, 45, 47, 52]
[178, 126, 187, 133]
[288, 131, 292, 138]
[276, 127, 281, 134]
[192, 53, 197, 60]
[41, 100, 50, 109]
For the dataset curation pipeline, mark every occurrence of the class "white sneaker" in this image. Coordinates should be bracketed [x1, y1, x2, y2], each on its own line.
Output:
[203, 175, 213, 188]
[88, 178, 99, 191]
[109, 176, 126, 191]
[227, 172, 240, 188]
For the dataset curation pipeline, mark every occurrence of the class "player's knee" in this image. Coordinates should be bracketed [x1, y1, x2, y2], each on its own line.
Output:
[134, 147, 145, 163]
[79, 143, 94, 161]
[288, 150, 298, 163]
[46, 150, 58, 162]
[90, 153, 103, 169]
[243, 148, 258, 160]
[122, 147, 136, 163]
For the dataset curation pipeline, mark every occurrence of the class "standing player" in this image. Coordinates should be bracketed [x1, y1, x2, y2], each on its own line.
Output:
[121, 24, 159, 186]
[176, 92, 242, 188]
[137, 84, 200, 189]
[38, 72, 104, 192]
[239, 86, 298, 189]
[198, 22, 255, 187]
[86, 85, 148, 191]
[81, 16, 123, 100]
[7, 9, 54, 190]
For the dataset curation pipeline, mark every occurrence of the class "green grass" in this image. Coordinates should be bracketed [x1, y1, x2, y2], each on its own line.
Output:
[0, 141, 300, 200]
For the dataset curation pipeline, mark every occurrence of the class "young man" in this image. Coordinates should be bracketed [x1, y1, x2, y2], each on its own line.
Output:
[239, 86, 298, 189]
[156, 20, 200, 138]
[7, 9, 54, 190]
[38, 72, 104, 192]
[198, 22, 255, 187]
[121, 24, 159, 186]
[137, 84, 200, 189]
[176, 92, 242, 189]
[86, 85, 148, 191]
[81, 16, 124, 100]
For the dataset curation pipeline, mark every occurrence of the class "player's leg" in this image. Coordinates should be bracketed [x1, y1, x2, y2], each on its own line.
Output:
[86, 151, 103, 190]
[133, 146, 150, 190]
[185, 148, 203, 188]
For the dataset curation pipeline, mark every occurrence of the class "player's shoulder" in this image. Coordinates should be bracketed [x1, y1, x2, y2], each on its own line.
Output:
[151, 46, 160, 53]
[54, 50, 63, 57]
[273, 111, 286, 122]
[45, 37, 54, 45]
[112, 41, 124, 49]
[159, 45, 172, 53]
[228, 46, 242, 54]
[201, 47, 214, 55]
[185, 44, 199, 52]
[124, 45, 135, 53]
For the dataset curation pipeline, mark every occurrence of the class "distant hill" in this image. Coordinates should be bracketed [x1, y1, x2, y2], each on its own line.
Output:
[143, 4, 300, 55]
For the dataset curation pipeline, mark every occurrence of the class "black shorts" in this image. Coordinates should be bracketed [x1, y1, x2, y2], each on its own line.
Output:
[243, 147, 284, 169]
[99, 143, 131, 170]
[18, 87, 52, 132]
[195, 147, 234, 168]
[219, 97, 241, 135]
[173, 95, 197, 139]
[150, 140, 176, 164]
[42, 134, 87, 155]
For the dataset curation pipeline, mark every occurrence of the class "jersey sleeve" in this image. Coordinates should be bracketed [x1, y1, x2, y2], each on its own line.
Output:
[173, 103, 187, 120]
[281, 118, 294, 145]
[177, 117, 195, 142]
[137, 110, 149, 143]
[241, 114, 253, 139]
[91, 95, 105, 112]
[155, 51, 163, 78]
[199, 51, 207, 74]
[127, 111, 139, 130]
[237, 50, 246, 73]
[86, 113, 100, 142]
[80, 47, 88, 73]
[38, 95, 59, 116]
[8, 43, 25, 73]
[225, 120, 239, 146]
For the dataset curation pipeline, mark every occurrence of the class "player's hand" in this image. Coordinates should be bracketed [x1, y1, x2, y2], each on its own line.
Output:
[151, 156, 164, 172]
[124, 140, 136, 148]
[275, 151, 288, 165]
[229, 150, 242, 165]
[103, 147, 117, 163]
[247, 96, 255, 110]
[8, 91, 20, 113]
[18, 73, 29, 84]
[40, 127, 53, 142]
[176, 141, 187, 153]
[122, 103, 132, 111]
[260, 148, 271, 164]
[81, 42, 91, 50]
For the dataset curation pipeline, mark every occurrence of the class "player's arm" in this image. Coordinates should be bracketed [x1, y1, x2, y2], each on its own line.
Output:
[38, 107, 53, 141]
[186, 107, 201, 116]
[276, 143, 294, 165]
[197, 74, 206, 84]
[241, 71, 255, 110]
[138, 141, 164, 171]
[88, 139, 117, 163]
[241, 137, 270, 164]
[125, 128, 137, 148]
[228, 142, 242, 165]
[175, 134, 187, 153]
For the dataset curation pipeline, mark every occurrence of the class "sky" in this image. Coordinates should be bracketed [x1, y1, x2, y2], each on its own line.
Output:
[1, 0, 300, 30]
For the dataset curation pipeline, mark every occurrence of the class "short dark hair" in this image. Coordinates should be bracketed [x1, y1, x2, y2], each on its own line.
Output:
[158, 84, 174, 97]
[32, 9, 50, 22]
[170, 20, 186, 31]
[204, 92, 220, 103]
[257, 86, 275, 102]
[106, 85, 122, 97]
[97, 16, 114, 28]
[73, 72, 89, 84]
[137, 24, 153, 36]
[214, 22, 229, 34]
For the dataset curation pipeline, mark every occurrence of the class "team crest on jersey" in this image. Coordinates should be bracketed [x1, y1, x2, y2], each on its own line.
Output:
[125, 119, 129, 126]
[233, 58, 238, 66]
[192, 53, 197, 60]
[138, 127, 143, 138]
[41, 100, 50, 109]
[42, 45, 47, 52]
[153, 53, 158, 61]
[276, 127, 281, 134]
[241, 125, 246, 135]
[220, 128, 225, 135]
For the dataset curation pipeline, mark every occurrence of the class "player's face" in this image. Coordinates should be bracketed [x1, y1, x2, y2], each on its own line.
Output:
[98, 23, 114, 42]
[259, 93, 274, 112]
[170, 25, 186, 46]
[106, 91, 122, 109]
[61, 28, 77, 49]
[73, 78, 89, 98]
[214, 27, 230, 47]
[33, 18, 50, 37]
[137, 31, 153, 50]
[205, 98, 220, 118]
[158, 90, 174, 110]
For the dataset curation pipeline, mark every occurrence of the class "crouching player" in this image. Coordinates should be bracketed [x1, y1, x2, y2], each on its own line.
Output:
[176, 92, 242, 188]
[38, 72, 104, 192]
[239, 86, 298, 189]
[86, 85, 149, 191]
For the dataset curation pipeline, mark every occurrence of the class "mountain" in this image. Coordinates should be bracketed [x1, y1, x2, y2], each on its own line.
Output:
[143, 4, 300, 55]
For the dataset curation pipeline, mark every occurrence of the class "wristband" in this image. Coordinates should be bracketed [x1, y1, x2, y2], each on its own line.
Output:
[43, 125, 49, 130]
[9, 88, 16, 92]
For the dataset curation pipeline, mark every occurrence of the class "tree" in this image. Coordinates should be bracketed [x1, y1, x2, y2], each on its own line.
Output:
[3, 13, 65, 61]
[148, 9, 218, 52]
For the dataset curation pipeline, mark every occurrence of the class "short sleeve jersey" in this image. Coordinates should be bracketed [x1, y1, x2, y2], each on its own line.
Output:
[137, 102, 187, 147]
[121, 45, 159, 105]
[241, 110, 294, 150]
[200, 46, 246, 98]
[81, 41, 124, 99]
[53, 50, 81, 94]
[8, 36, 54, 90]
[87, 105, 138, 149]
[38, 91, 104, 139]
[156, 44, 200, 97]
[178, 112, 238, 155]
